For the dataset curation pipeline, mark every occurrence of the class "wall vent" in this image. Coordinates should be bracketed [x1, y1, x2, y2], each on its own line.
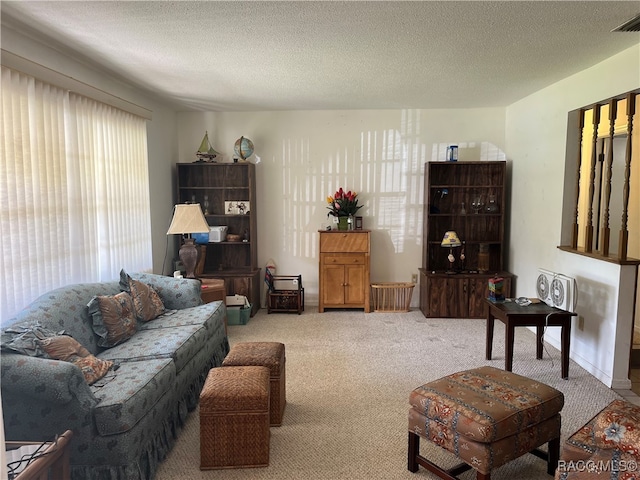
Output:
[612, 12, 640, 32]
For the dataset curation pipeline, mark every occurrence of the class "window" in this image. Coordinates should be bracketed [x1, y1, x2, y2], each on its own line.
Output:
[0, 67, 152, 322]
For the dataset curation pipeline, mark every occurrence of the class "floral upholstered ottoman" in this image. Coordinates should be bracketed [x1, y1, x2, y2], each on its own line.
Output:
[408, 366, 564, 480]
[556, 399, 640, 479]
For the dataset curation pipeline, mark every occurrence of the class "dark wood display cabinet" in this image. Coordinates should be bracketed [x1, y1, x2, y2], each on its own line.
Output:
[419, 161, 512, 318]
[176, 162, 260, 316]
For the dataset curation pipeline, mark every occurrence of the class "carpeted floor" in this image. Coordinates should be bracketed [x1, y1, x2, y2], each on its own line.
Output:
[155, 308, 620, 480]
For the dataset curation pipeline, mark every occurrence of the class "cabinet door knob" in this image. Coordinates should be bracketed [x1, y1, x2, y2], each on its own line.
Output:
[342, 234, 347, 237]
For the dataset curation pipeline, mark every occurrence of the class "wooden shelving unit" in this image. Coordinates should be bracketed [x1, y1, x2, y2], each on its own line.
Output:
[419, 161, 512, 318]
[176, 162, 260, 316]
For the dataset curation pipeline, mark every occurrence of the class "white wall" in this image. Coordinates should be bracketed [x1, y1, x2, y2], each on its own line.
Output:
[146, 108, 179, 275]
[505, 44, 640, 388]
[177, 109, 506, 306]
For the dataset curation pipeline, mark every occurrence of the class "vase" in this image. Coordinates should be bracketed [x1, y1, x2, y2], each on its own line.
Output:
[337, 216, 349, 231]
[485, 194, 499, 213]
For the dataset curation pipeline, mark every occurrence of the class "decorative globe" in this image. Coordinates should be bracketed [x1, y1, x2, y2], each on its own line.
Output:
[234, 136, 254, 160]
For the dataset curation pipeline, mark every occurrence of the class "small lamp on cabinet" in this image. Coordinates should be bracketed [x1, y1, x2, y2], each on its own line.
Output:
[167, 204, 210, 279]
[441, 231, 462, 274]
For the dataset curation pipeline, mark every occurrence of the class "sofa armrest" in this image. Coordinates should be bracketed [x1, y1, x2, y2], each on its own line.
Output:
[1, 353, 99, 441]
[1, 353, 97, 407]
[129, 272, 204, 310]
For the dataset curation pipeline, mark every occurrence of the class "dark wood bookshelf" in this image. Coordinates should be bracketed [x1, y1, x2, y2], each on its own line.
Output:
[419, 161, 512, 318]
[176, 162, 260, 316]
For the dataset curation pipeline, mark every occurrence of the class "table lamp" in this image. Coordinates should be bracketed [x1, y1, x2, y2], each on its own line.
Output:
[441, 231, 462, 274]
[167, 204, 210, 279]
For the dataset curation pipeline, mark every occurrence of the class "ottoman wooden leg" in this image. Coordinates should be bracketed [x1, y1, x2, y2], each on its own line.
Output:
[408, 430, 490, 480]
[407, 431, 419, 472]
[529, 436, 560, 475]
[547, 436, 560, 475]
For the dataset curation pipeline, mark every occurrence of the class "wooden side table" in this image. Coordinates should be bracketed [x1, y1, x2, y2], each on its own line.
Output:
[6, 430, 73, 480]
[200, 278, 226, 304]
[200, 278, 227, 333]
[485, 299, 577, 379]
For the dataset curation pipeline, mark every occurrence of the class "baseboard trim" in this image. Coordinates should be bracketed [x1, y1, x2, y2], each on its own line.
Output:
[611, 378, 633, 390]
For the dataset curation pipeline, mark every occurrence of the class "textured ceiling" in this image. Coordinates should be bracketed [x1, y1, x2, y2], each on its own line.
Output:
[2, 1, 639, 111]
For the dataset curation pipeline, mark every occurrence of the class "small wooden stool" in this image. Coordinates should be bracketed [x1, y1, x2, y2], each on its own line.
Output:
[408, 366, 564, 480]
[222, 342, 286, 426]
[200, 366, 270, 469]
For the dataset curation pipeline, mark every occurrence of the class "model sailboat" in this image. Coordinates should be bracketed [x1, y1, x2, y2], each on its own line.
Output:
[196, 131, 220, 162]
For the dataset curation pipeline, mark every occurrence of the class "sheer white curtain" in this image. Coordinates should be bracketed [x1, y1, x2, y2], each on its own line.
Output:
[0, 67, 152, 322]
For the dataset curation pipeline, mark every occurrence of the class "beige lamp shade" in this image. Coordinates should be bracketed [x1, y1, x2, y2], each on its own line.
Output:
[167, 204, 210, 235]
[441, 231, 462, 247]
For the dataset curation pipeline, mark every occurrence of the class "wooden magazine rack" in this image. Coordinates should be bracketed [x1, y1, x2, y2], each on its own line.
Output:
[267, 275, 304, 314]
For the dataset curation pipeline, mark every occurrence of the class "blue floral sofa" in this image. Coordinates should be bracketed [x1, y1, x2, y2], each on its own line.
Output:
[1, 271, 229, 480]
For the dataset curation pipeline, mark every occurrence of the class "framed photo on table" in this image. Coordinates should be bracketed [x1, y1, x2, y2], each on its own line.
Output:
[224, 201, 250, 215]
[355, 216, 363, 230]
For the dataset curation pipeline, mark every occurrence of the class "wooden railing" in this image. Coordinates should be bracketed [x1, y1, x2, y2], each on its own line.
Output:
[570, 89, 638, 262]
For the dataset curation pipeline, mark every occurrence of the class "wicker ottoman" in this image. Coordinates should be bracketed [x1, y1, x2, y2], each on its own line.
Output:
[222, 342, 286, 426]
[200, 366, 270, 469]
[408, 366, 564, 480]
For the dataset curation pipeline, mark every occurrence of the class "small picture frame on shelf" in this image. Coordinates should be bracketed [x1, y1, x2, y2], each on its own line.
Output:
[355, 216, 363, 230]
[224, 201, 250, 215]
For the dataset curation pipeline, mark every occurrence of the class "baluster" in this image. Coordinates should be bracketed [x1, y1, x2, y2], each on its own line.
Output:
[619, 92, 636, 261]
[585, 104, 601, 252]
[571, 109, 584, 249]
[600, 99, 617, 256]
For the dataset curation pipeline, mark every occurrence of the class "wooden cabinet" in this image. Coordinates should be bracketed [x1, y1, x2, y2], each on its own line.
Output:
[419, 161, 512, 318]
[176, 162, 260, 316]
[319, 230, 371, 312]
[421, 271, 512, 318]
